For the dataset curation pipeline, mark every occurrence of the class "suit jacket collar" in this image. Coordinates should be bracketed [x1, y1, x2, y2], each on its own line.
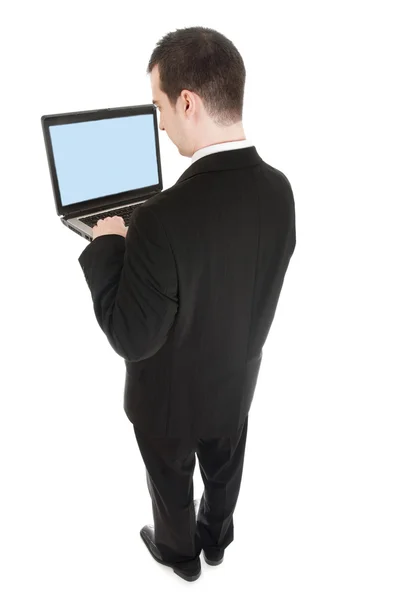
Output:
[176, 146, 263, 185]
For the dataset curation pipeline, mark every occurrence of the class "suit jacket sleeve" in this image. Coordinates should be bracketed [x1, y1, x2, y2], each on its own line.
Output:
[78, 204, 178, 362]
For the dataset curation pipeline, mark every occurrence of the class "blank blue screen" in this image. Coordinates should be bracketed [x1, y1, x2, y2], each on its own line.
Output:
[49, 114, 159, 207]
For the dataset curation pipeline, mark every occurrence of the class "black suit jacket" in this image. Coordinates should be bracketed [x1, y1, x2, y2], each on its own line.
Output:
[78, 146, 296, 439]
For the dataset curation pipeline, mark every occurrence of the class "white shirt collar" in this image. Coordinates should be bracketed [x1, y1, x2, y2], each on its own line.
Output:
[191, 139, 254, 164]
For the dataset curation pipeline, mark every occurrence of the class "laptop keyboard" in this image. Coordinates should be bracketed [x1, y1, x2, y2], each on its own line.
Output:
[79, 203, 143, 229]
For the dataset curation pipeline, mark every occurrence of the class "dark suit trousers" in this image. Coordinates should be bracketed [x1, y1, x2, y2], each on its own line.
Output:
[133, 415, 249, 568]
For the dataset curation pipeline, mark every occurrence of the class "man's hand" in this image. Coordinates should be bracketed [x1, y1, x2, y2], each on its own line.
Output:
[92, 216, 128, 240]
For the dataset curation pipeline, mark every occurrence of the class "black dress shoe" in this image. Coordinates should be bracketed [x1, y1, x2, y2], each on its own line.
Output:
[203, 548, 224, 566]
[139, 525, 201, 582]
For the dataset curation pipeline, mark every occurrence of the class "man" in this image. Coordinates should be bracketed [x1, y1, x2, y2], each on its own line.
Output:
[78, 26, 296, 582]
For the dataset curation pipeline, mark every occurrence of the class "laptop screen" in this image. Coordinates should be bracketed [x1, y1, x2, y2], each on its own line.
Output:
[48, 113, 160, 208]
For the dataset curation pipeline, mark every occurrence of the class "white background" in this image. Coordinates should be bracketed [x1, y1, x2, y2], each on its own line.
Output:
[1, 1, 397, 598]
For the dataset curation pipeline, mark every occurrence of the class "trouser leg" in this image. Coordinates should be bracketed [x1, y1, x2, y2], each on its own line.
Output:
[195, 415, 249, 554]
[133, 426, 202, 566]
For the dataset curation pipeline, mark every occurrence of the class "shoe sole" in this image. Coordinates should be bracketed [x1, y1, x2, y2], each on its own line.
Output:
[173, 567, 202, 582]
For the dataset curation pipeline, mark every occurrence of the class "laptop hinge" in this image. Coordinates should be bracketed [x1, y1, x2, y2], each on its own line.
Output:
[62, 192, 156, 219]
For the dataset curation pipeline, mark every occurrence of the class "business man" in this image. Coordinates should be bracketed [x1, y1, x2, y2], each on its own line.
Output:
[78, 26, 296, 583]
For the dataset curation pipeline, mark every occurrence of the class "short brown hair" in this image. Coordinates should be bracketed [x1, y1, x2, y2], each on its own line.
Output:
[146, 26, 246, 127]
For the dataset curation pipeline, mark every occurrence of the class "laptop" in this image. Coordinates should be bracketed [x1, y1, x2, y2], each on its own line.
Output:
[41, 103, 163, 240]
